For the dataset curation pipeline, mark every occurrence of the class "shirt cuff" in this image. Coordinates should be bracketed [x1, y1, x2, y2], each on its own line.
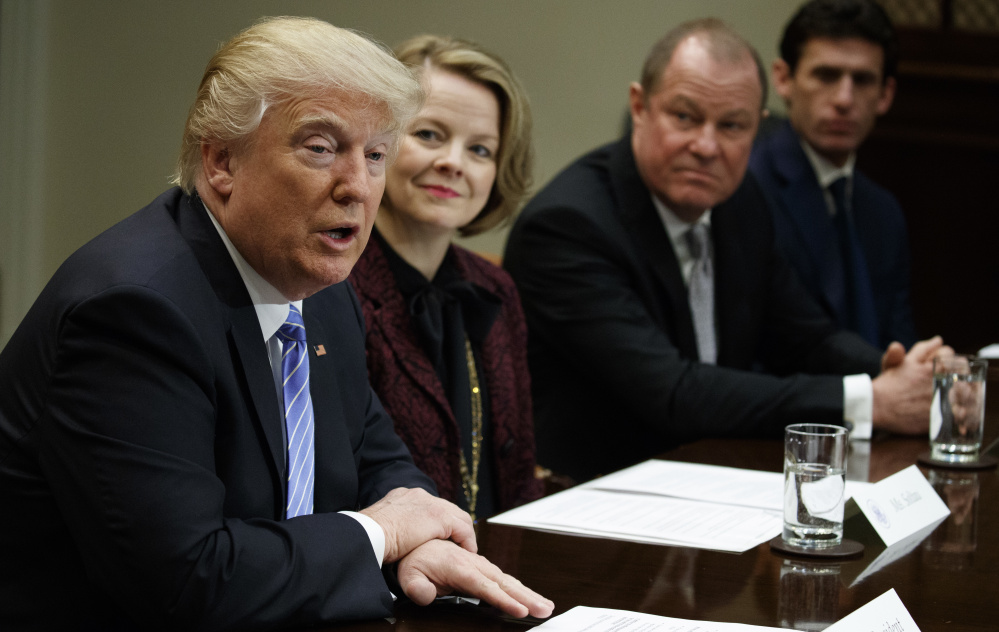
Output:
[843, 373, 873, 440]
[340, 511, 385, 568]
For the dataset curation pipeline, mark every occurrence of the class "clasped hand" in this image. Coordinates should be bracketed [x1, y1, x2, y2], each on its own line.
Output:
[872, 335, 953, 434]
[360, 487, 553, 619]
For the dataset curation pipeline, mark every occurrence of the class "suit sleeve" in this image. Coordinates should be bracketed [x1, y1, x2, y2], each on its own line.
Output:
[752, 237, 883, 379]
[506, 203, 849, 447]
[356, 386, 438, 505]
[38, 285, 397, 631]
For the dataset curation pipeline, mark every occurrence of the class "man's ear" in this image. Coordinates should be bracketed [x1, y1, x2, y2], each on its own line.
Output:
[201, 142, 235, 197]
[876, 76, 897, 116]
[628, 82, 646, 128]
[772, 58, 793, 102]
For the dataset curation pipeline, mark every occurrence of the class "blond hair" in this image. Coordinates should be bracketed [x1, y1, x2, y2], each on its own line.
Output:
[173, 16, 423, 192]
[394, 34, 534, 237]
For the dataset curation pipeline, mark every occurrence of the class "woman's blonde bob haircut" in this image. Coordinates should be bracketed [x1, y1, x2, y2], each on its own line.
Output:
[173, 16, 424, 193]
[393, 35, 534, 237]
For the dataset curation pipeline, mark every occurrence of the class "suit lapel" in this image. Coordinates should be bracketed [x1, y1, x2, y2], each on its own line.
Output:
[850, 175, 880, 264]
[769, 124, 844, 319]
[175, 192, 286, 494]
[229, 312, 286, 478]
[301, 302, 357, 512]
[608, 138, 699, 360]
[710, 190, 753, 367]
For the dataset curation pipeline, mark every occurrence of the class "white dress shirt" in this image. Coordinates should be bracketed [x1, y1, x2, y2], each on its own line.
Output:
[651, 195, 873, 439]
[203, 202, 387, 565]
[800, 138, 856, 216]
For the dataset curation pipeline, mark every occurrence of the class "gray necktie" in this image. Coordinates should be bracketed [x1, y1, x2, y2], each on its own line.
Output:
[685, 223, 716, 364]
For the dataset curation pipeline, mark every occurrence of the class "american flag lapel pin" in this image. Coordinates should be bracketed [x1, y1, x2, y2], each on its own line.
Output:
[314, 344, 326, 356]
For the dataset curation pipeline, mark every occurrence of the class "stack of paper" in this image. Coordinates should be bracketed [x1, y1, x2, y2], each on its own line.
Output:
[531, 605, 783, 631]
[530, 589, 920, 631]
[489, 460, 873, 553]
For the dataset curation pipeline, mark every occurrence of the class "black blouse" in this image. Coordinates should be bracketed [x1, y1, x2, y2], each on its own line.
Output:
[373, 228, 501, 518]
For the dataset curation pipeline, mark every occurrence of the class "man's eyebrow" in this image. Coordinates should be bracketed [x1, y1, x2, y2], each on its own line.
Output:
[722, 107, 753, 119]
[295, 112, 348, 132]
[665, 94, 702, 112]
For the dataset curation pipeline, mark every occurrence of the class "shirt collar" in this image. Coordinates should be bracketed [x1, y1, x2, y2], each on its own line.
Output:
[201, 199, 302, 342]
[800, 137, 855, 189]
[651, 194, 712, 245]
[372, 226, 460, 301]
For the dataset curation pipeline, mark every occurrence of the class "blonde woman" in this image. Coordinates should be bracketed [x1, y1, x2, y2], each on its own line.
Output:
[350, 35, 539, 519]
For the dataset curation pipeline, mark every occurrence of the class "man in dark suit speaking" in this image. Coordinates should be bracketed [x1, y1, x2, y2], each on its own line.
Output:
[0, 17, 552, 631]
[504, 18, 944, 482]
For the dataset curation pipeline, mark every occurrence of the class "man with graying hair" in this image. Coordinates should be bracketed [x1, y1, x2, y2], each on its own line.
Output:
[505, 18, 946, 483]
[0, 17, 552, 630]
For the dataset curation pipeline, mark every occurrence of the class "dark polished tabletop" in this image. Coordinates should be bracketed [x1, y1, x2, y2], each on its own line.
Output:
[328, 369, 999, 632]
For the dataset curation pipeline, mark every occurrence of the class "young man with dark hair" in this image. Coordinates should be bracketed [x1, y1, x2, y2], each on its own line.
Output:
[750, 0, 916, 350]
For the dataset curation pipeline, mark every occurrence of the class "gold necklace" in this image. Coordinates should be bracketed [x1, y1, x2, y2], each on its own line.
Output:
[458, 336, 483, 521]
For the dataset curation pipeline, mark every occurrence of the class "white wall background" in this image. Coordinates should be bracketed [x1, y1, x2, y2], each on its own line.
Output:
[0, 0, 803, 346]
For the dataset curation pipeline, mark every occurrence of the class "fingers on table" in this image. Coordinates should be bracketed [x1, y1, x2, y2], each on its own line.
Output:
[446, 548, 553, 619]
[398, 571, 439, 606]
[400, 541, 554, 619]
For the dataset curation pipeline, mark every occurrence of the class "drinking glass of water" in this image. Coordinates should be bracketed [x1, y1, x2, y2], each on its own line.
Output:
[783, 424, 848, 549]
[930, 355, 988, 463]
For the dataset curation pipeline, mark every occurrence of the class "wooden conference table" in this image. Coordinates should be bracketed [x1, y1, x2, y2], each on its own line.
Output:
[328, 370, 999, 632]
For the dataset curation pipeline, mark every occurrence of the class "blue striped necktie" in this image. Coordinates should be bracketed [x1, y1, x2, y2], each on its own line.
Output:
[276, 304, 314, 518]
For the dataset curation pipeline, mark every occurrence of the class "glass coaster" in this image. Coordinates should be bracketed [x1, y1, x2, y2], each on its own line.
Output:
[769, 535, 864, 559]
[917, 452, 998, 471]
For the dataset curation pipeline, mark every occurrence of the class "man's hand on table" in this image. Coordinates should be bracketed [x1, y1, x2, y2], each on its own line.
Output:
[360, 487, 476, 562]
[397, 538, 555, 619]
[361, 487, 554, 619]
[872, 335, 952, 434]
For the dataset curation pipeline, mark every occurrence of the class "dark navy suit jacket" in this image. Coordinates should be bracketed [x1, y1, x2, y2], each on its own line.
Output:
[749, 120, 917, 349]
[0, 188, 435, 631]
[504, 137, 882, 481]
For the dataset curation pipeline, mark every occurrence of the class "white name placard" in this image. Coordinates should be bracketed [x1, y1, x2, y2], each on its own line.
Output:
[824, 588, 920, 632]
[850, 464, 949, 547]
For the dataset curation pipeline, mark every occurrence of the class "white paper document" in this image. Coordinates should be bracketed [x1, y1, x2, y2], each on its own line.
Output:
[823, 589, 921, 632]
[488, 487, 781, 552]
[531, 605, 784, 631]
[489, 460, 878, 552]
[530, 590, 919, 632]
[586, 460, 874, 511]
